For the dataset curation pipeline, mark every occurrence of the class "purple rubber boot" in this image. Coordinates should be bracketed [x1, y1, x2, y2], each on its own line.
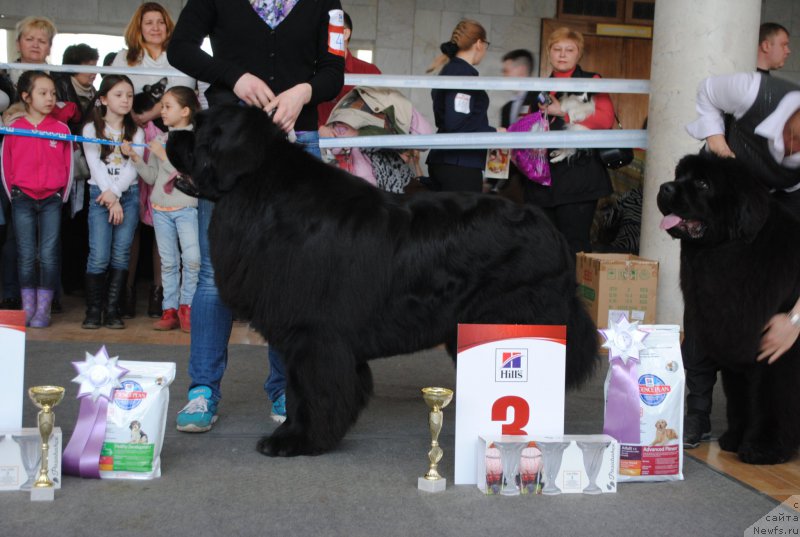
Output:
[21, 288, 36, 326]
[29, 289, 54, 328]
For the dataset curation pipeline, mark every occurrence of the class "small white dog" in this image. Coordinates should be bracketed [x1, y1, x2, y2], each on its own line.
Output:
[549, 93, 595, 163]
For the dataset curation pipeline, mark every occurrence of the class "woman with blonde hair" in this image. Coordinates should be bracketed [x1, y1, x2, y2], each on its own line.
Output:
[528, 26, 615, 255]
[6, 16, 57, 85]
[425, 19, 501, 192]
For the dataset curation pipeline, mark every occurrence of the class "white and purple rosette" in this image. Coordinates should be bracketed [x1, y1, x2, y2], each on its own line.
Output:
[62, 346, 128, 478]
[600, 315, 648, 444]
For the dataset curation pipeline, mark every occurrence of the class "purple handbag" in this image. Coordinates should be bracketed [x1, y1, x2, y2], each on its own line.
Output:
[507, 112, 551, 186]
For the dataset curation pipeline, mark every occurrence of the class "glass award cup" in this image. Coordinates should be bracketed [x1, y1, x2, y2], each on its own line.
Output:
[539, 441, 571, 495]
[485, 447, 503, 494]
[520, 445, 543, 495]
[27, 386, 65, 490]
[492, 440, 527, 496]
[11, 435, 42, 490]
[576, 441, 611, 494]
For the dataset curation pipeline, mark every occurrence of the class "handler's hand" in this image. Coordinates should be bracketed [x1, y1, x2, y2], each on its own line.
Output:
[233, 73, 276, 110]
[706, 134, 736, 158]
[758, 313, 800, 364]
[538, 94, 564, 117]
[265, 83, 312, 133]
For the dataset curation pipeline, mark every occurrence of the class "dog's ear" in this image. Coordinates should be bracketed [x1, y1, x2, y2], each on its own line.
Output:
[166, 130, 195, 175]
[731, 178, 770, 242]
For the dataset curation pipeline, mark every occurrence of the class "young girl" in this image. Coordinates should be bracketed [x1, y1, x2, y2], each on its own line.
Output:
[81, 74, 144, 329]
[0, 71, 72, 327]
[122, 86, 199, 332]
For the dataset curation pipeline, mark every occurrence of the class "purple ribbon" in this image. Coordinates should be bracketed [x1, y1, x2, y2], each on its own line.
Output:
[63, 398, 109, 478]
[603, 355, 641, 444]
[62, 346, 128, 479]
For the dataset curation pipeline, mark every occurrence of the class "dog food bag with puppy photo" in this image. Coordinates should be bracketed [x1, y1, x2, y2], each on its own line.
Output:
[99, 361, 176, 480]
[601, 316, 685, 482]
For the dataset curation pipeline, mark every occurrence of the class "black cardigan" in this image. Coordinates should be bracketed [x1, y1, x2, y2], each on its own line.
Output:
[167, 0, 344, 131]
[426, 57, 496, 170]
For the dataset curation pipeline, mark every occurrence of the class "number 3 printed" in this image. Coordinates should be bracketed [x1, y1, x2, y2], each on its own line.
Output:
[491, 396, 530, 435]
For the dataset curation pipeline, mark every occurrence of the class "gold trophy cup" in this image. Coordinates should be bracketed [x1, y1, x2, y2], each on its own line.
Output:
[28, 386, 65, 501]
[418, 387, 454, 492]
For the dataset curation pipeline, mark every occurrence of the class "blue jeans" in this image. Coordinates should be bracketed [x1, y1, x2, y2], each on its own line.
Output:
[86, 184, 140, 274]
[153, 207, 200, 310]
[1, 193, 20, 299]
[189, 130, 320, 403]
[11, 189, 62, 290]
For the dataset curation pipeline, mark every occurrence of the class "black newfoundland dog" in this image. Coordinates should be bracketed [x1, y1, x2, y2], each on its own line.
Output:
[658, 153, 800, 464]
[168, 105, 598, 457]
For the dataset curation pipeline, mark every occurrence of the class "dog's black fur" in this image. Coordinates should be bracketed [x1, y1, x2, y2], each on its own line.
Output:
[168, 105, 598, 457]
[658, 153, 800, 464]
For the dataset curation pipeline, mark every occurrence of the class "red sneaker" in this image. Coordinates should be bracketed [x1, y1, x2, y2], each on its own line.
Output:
[178, 304, 191, 333]
[153, 308, 179, 331]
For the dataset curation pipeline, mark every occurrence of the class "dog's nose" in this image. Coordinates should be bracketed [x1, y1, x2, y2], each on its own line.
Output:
[659, 182, 676, 197]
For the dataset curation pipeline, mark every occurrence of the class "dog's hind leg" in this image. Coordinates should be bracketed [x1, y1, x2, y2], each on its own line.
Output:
[257, 339, 368, 457]
[735, 364, 799, 464]
[564, 295, 599, 389]
[718, 369, 747, 453]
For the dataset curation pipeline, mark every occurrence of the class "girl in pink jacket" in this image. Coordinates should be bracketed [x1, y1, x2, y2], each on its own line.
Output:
[1, 71, 72, 327]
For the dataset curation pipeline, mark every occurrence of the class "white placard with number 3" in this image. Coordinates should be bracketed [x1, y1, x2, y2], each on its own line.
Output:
[454, 324, 566, 484]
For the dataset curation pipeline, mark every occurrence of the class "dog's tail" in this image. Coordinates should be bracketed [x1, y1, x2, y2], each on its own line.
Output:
[565, 293, 599, 389]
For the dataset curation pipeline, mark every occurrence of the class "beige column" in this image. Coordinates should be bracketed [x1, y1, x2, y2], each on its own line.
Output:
[639, 0, 762, 324]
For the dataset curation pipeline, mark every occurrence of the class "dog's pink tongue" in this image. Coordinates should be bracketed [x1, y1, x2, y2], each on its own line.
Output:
[660, 214, 682, 231]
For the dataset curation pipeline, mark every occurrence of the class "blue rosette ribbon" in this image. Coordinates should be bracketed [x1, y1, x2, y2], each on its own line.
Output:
[62, 346, 128, 478]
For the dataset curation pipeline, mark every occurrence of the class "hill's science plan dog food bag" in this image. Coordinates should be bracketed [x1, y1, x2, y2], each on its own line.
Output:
[602, 323, 685, 482]
[99, 361, 175, 480]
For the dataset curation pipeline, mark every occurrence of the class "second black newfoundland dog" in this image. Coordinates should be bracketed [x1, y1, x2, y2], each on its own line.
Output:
[658, 153, 800, 464]
[168, 106, 598, 457]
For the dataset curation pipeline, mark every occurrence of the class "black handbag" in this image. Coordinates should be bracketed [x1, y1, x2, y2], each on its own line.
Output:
[597, 114, 634, 170]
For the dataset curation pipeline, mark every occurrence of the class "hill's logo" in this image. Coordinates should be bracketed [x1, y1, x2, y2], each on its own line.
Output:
[113, 380, 146, 410]
[495, 349, 528, 382]
[638, 374, 671, 406]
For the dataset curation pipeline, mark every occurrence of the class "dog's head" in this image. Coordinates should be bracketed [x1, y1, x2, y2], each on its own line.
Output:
[167, 105, 285, 201]
[657, 153, 770, 244]
[655, 419, 667, 431]
[132, 77, 168, 114]
[129, 420, 141, 431]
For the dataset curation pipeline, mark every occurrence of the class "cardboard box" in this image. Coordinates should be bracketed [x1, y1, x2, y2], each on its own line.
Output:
[477, 434, 618, 495]
[576, 253, 658, 329]
[0, 428, 62, 491]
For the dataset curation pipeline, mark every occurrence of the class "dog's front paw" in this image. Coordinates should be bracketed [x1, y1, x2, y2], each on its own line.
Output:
[737, 441, 793, 465]
[717, 430, 741, 453]
[257, 425, 321, 457]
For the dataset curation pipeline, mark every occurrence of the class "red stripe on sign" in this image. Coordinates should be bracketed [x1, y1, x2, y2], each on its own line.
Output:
[457, 324, 566, 353]
[0, 310, 26, 331]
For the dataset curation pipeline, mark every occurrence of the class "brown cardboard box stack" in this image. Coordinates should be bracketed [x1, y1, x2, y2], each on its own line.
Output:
[576, 253, 659, 329]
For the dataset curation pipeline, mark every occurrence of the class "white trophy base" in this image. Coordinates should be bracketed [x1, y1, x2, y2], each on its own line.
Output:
[418, 476, 446, 493]
[30, 486, 55, 502]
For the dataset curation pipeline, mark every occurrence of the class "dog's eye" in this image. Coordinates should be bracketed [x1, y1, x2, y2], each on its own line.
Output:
[694, 179, 710, 191]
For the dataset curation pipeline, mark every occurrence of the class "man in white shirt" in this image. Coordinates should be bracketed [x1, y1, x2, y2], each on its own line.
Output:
[682, 70, 800, 448]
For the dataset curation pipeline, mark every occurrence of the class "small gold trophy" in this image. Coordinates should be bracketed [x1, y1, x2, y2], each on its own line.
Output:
[28, 386, 65, 501]
[418, 386, 454, 493]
